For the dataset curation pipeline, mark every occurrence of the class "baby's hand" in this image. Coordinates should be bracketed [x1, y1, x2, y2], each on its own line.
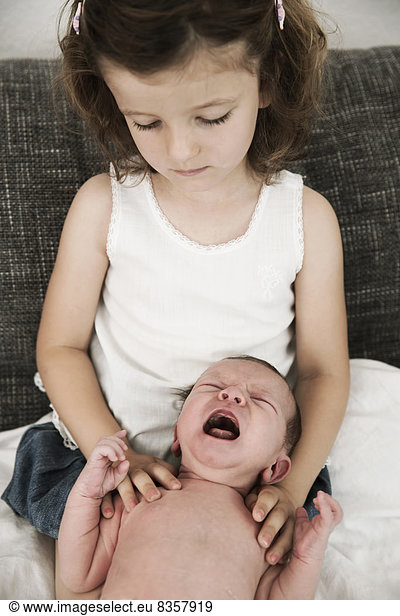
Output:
[245, 484, 296, 565]
[292, 491, 342, 565]
[78, 430, 130, 500]
[102, 450, 181, 517]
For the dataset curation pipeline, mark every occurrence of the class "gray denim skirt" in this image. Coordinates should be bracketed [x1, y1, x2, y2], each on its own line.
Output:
[1, 422, 85, 539]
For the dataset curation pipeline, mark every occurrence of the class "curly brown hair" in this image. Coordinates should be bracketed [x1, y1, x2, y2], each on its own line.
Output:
[57, 0, 327, 183]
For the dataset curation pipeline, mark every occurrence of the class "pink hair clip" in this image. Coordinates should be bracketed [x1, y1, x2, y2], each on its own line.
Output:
[274, 0, 285, 30]
[73, 1, 84, 35]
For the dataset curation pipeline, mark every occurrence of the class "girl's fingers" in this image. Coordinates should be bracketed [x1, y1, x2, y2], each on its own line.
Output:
[101, 492, 114, 518]
[117, 475, 138, 512]
[244, 491, 258, 512]
[145, 462, 181, 490]
[251, 490, 280, 524]
[265, 518, 295, 565]
[257, 504, 289, 550]
[154, 458, 180, 477]
[130, 468, 162, 502]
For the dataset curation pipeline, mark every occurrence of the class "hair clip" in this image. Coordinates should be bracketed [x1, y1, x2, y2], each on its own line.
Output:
[274, 0, 285, 30]
[73, 1, 83, 35]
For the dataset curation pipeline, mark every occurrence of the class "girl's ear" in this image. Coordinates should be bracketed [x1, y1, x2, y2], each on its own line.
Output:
[171, 425, 181, 457]
[260, 454, 291, 484]
[258, 88, 271, 109]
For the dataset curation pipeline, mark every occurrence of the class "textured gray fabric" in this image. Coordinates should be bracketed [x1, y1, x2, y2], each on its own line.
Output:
[1, 48, 399, 430]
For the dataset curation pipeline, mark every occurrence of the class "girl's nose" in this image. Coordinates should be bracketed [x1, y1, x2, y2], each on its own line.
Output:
[218, 387, 246, 406]
[166, 127, 200, 163]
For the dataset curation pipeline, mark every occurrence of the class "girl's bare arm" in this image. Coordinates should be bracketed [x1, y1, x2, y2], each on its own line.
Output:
[36, 174, 179, 510]
[287, 187, 350, 504]
[36, 174, 121, 455]
[250, 187, 349, 563]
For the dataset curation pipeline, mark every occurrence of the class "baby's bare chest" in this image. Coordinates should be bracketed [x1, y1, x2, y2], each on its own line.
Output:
[102, 482, 267, 599]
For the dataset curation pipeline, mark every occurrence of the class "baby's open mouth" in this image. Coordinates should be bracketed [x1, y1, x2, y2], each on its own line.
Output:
[203, 412, 240, 440]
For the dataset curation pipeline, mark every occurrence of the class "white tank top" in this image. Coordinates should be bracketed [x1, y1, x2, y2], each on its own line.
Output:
[77, 170, 303, 463]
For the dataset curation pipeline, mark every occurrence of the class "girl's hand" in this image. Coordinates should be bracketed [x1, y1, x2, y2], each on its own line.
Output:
[101, 449, 181, 517]
[292, 492, 342, 565]
[79, 430, 130, 500]
[245, 484, 297, 565]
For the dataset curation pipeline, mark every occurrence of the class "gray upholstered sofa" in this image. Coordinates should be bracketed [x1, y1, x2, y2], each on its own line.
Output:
[1, 47, 399, 431]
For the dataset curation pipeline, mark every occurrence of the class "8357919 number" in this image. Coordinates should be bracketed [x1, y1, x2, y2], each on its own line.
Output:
[157, 601, 213, 612]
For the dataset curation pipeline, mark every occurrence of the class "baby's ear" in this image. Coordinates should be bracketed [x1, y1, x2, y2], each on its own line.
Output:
[260, 454, 291, 485]
[171, 425, 181, 458]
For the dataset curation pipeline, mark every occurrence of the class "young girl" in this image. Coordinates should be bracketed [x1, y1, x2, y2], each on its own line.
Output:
[3, 0, 349, 595]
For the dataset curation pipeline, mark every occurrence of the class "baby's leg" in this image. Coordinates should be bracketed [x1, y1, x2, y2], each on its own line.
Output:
[55, 541, 103, 599]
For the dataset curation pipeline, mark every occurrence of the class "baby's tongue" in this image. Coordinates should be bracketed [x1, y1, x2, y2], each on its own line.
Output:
[208, 426, 236, 440]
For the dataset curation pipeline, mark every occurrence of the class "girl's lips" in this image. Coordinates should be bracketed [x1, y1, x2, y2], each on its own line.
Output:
[173, 167, 208, 177]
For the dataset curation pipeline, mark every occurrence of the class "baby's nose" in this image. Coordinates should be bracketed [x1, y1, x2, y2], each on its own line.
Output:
[218, 387, 246, 406]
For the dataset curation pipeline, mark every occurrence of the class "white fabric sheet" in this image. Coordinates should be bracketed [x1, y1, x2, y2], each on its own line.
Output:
[0, 359, 399, 599]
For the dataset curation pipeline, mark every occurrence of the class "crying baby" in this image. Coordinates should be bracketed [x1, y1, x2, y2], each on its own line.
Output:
[58, 356, 342, 599]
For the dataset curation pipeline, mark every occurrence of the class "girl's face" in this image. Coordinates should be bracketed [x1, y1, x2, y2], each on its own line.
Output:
[101, 46, 267, 194]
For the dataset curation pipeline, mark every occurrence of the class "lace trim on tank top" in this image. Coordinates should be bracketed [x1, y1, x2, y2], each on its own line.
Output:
[107, 169, 121, 260]
[34, 372, 78, 450]
[144, 173, 268, 254]
[294, 178, 304, 274]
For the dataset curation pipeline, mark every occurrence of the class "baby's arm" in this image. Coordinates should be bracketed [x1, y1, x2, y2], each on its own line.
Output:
[58, 431, 129, 593]
[257, 492, 342, 599]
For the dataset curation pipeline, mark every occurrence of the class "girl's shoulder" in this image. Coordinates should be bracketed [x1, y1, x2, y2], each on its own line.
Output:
[74, 172, 113, 209]
[302, 185, 339, 232]
[62, 173, 113, 255]
[301, 185, 342, 268]
[68, 173, 113, 225]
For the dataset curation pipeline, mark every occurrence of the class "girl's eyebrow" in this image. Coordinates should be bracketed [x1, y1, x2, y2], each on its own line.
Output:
[121, 98, 236, 118]
[191, 97, 237, 111]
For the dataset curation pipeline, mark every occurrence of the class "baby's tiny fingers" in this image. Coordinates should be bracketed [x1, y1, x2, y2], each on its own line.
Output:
[114, 459, 130, 484]
[96, 438, 127, 463]
[295, 507, 309, 524]
[315, 492, 343, 525]
[113, 429, 128, 441]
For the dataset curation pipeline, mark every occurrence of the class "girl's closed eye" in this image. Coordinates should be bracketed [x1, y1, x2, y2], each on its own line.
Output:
[131, 120, 161, 132]
[198, 111, 232, 127]
[131, 111, 232, 132]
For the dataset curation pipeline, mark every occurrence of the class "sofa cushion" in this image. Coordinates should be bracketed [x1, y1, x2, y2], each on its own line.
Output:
[1, 48, 399, 429]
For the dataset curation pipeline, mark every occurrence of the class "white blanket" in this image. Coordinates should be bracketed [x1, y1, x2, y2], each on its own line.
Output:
[1, 359, 399, 600]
